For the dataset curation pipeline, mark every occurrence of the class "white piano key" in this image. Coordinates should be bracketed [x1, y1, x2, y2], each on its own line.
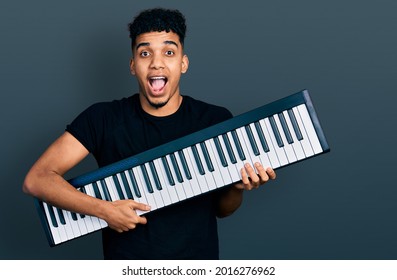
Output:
[153, 158, 174, 205]
[174, 151, 195, 198]
[292, 107, 315, 157]
[263, 117, 289, 166]
[182, 148, 203, 196]
[217, 134, 241, 182]
[195, 143, 217, 191]
[144, 162, 165, 208]
[51, 205, 68, 243]
[117, 173, 133, 199]
[84, 185, 107, 231]
[134, 166, 158, 210]
[273, 114, 298, 163]
[61, 209, 79, 239]
[186, 146, 210, 193]
[72, 209, 89, 236]
[104, 177, 120, 201]
[204, 139, 226, 188]
[208, 138, 233, 186]
[155, 158, 179, 204]
[94, 181, 106, 201]
[77, 187, 97, 234]
[282, 110, 306, 160]
[123, 170, 144, 204]
[226, 131, 246, 172]
[65, 211, 83, 237]
[123, 170, 150, 216]
[249, 122, 272, 169]
[165, 154, 187, 200]
[297, 104, 323, 154]
[116, 173, 130, 200]
[110, 175, 125, 200]
[84, 184, 106, 231]
[96, 180, 111, 201]
[42, 202, 62, 245]
[235, 127, 255, 176]
[257, 119, 281, 168]
[236, 127, 261, 166]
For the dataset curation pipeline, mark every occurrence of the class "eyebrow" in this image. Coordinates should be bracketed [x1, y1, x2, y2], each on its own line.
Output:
[135, 40, 179, 51]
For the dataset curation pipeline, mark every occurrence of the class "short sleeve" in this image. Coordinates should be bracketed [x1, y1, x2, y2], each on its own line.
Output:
[65, 103, 106, 155]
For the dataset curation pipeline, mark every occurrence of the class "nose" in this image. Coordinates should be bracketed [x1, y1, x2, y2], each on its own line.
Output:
[150, 52, 165, 69]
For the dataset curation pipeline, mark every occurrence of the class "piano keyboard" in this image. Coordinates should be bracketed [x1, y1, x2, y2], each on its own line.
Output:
[34, 89, 330, 246]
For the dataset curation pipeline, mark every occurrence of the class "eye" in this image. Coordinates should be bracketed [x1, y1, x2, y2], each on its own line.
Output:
[140, 51, 150, 57]
[165, 50, 175, 56]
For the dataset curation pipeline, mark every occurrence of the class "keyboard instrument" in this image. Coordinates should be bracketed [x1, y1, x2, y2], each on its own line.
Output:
[34, 89, 330, 246]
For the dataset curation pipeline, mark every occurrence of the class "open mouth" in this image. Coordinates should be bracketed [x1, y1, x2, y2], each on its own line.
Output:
[148, 76, 168, 92]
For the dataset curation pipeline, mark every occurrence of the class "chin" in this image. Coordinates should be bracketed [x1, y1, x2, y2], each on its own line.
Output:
[149, 100, 168, 109]
[146, 95, 169, 109]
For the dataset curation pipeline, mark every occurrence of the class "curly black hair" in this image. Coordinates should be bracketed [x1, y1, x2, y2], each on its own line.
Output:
[128, 8, 187, 49]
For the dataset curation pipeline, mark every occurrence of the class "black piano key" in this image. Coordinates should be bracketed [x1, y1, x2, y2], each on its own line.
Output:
[191, 145, 205, 175]
[200, 142, 215, 172]
[213, 136, 228, 167]
[231, 129, 246, 160]
[70, 212, 78, 221]
[245, 125, 260, 156]
[254, 121, 270, 152]
[65, 181, 81, 220]
[112, 174, 125, 199]
[92, 181, 102, 199]
[149, 161, 162, 191]
[126, 169, 142, 198]
[119, 172, 134, 199]
[278, 113, 294, 144]
[161, 156, 176, 186]
[178, 150, 192, 180]
[222, 134, 237, 164]
[288, 109, 304, 141]
[78, 188, 86, 218]
[46, 203, 58, 227]
[269, 115, 284, 147]
[99, 179, 112, 201]
[140, 164, 154, 193]
[170, 153, 184, 183]
[56, 208, 66, 225]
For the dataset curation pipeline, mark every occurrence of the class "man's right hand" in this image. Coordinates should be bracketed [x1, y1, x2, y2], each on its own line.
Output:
[104, 200, 151, 233]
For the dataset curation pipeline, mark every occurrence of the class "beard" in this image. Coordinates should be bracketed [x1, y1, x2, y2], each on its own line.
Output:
[145, 95, 169, 109]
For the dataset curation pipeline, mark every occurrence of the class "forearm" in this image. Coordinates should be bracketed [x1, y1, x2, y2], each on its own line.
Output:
[23, 166, 150, 232]
[22, 132, 150, 232]
[23, 168, 109, 220]
[217, 184, 244, 218]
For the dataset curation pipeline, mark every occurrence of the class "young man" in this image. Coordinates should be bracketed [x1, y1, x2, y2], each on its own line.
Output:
[23, 8, 276, 259]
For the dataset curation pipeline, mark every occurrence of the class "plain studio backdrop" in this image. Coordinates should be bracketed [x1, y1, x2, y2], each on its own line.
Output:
[1, 0, 396, 260]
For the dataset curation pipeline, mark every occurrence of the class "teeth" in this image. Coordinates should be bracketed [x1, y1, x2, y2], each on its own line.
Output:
[150, 77, 166, 80]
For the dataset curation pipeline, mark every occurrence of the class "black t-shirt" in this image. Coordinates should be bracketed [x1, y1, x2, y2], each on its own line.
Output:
[66, 94, 233, 259]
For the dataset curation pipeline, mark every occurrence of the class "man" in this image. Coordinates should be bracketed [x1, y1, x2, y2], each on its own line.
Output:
[23, 8, 276, 259]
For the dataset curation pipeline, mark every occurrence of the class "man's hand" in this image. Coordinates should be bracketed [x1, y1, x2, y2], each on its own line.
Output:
[104, 200, 150, 233]
[234, 162, 276, 190]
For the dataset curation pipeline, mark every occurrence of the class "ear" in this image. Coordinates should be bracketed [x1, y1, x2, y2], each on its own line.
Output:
[181, 54, 189, 74]
[129, 58, 136, 75]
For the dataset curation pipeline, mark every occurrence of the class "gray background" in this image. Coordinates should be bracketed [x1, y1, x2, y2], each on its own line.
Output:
[1, 0, 396, 259]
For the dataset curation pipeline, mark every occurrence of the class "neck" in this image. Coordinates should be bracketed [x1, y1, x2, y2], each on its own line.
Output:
[139, 93, 183, 117]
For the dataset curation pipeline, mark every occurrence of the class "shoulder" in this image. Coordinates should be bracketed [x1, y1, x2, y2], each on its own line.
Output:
[183, 95, 233, 124]
[86, 95, 135, 115]
[77, 95, 138, 123]
[66, 94, 139, 156]
[67, 94, 138, 138]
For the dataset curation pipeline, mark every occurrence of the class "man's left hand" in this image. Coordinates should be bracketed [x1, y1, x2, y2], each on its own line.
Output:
[234, 162, 276, 190]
